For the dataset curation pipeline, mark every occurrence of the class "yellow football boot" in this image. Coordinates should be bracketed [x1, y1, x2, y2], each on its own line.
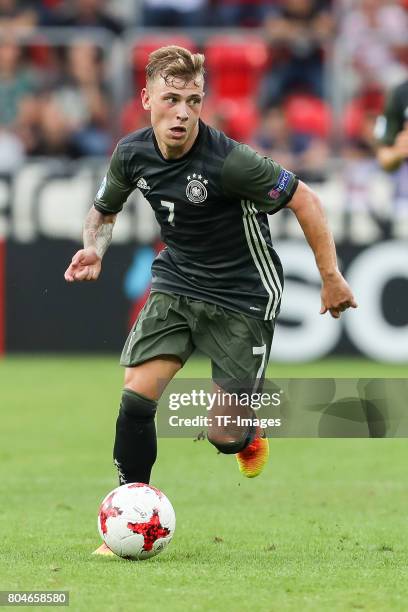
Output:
[236, 429, 269, 478]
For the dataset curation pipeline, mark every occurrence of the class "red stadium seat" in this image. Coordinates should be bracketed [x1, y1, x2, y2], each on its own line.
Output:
[28, 40, 53, 68]
[223, 98, 260, 142]
[203, 96, 260, 142]
[205, 36, 268, 100]
[283, 94, 332, 138]
[343, 88, 384, 139]
[132, 36, 197, 89]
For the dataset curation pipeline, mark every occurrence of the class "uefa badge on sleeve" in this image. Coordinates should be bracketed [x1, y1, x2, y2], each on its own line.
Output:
[186, 173, 208, 205]
[268, 169, 290, 200]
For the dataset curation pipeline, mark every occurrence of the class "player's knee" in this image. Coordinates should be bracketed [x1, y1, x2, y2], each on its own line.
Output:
[119, 389, 157, 421]
[124, 369, 157, 400]
[207, 428, 253, 455]
[124, 357, 182, 400]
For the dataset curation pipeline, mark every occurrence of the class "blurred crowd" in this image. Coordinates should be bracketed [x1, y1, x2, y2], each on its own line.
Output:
[0, 0, 407, 183]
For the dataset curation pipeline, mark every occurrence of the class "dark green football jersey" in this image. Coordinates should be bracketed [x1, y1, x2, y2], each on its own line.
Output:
[375, 80, 408, 146]
[94, 120, 298, 320]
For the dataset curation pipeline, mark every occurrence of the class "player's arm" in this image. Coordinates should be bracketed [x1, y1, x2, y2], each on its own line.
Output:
[287, 181, 357, 319]
[376, 124, 408, 172]
[375, 87, 408, 172]
[222, 144, 356, 318]
[64, 207, 116, 282]
[65, 144, 134, 283]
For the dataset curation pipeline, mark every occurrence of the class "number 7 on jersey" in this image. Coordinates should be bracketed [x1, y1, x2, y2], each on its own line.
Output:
[161, 200, 175, 226]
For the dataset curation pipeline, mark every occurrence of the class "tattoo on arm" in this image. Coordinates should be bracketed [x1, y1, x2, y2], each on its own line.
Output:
[83, 206, 117, 259]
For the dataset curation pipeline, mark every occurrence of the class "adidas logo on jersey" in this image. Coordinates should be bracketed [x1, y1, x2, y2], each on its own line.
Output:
[137, 177, 150, 191]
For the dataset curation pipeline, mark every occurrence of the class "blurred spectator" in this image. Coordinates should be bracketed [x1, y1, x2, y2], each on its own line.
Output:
[253, 102, 330, 182]
[50, 0, 124, 35]
[0, 38, 40, 127]
[0, 0, 38, 28]
[36, 0, 66, 25]
[142, 0, 208, 27]
[259, 0, 333, 108]
[341, 85, 386, 238]
[0, 36, 41, 171]
[0, 128, 25, 174]
[32, 41, 111, 157]
[340, 0, 408, 93]
[210, 0, 272, 27]
[109, 0, 139, 23]
[253, 105, 295, 169]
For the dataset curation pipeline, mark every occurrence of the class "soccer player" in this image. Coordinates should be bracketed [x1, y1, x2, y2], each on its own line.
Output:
[376, 79, 408, 172]
[375, 79, 408, 234]
[64, 46, 356, 553]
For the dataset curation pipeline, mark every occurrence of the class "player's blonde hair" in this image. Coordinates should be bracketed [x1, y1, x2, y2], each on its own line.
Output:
[146, 45, 205, 88]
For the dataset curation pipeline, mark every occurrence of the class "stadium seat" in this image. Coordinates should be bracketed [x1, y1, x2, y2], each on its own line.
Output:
[28, 40, 53, 68]
[132, 36, 197, 89]
[343, 88, 384, 139]
[202, 96, 260, 142]
[204, 36, 269, 100]
[221, 98, 260, 142]
[283, 94, 332, 138]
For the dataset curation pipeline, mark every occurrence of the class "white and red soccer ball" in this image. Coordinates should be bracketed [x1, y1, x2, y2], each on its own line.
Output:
[98, 483, 176, 560]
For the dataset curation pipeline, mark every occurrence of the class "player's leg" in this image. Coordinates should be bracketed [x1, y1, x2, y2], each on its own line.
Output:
[113, 292, 194, 486]
[95, 358, 184, 558]
[191, 300, 274, 476]
[94, 293, 194, 555]
[113, 356, 182, 487]
[206, 381, 258, 453]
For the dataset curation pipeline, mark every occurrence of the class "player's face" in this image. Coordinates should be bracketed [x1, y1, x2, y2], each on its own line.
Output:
[141, 75, 204, 159]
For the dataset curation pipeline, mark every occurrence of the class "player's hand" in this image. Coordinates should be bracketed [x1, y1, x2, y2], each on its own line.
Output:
[394, 126, 408, 159]
[64, 247, 102, 282]
[320, 271, 357, 319]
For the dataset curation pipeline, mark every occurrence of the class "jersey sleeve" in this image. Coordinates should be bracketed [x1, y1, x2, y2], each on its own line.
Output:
[221, 143, 298, 214]
[94, 145, 135, 214]
[374, 88, 403, 146]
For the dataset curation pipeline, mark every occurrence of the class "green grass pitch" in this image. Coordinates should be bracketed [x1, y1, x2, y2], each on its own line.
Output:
[0, 356, 407, 611]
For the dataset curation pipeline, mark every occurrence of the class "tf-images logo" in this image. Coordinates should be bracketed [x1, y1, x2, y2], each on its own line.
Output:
[186, 173, 208, 205]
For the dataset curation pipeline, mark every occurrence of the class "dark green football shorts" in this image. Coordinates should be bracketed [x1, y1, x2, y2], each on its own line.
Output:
[120, 291, 275, 391]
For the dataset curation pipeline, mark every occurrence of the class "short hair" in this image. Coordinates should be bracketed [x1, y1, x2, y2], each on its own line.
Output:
[146, 45, 205, 88]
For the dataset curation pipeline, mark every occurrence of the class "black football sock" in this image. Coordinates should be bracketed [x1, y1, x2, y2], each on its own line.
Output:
[113, 389, 157, 485]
